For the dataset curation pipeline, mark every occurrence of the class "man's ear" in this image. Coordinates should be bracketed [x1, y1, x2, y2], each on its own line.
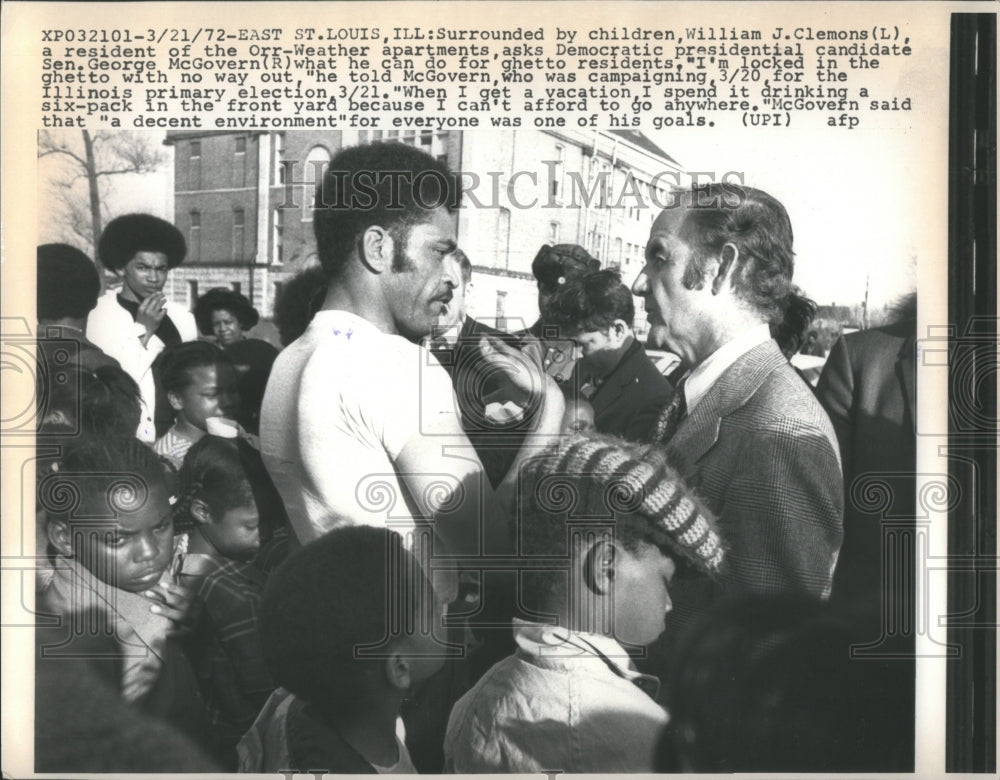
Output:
[611, 319, 630, 343]
[384, 649, 412, 692]
[711, 243, 740, 295]
[189, 498, 213, 526]
[47, 517, 73, 558]
[360, 225, 392, 273]
[583, 538, 616, 596]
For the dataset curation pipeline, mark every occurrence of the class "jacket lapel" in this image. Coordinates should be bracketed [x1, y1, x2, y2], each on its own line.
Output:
[589, 341, 641, 415]
[667, 340, 786, 467]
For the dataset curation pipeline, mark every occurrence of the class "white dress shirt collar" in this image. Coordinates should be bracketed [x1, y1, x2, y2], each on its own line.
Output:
[684, 323, 772, 412]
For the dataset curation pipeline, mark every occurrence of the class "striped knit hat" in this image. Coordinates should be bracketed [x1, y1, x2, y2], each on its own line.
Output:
[519, 433, 725, 576]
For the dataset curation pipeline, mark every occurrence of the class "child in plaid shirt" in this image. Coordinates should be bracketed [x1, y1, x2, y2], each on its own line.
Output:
[174, 434, 278, 768]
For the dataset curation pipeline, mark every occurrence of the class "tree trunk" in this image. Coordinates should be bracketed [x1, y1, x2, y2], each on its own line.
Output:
[82, 130, 106, 292]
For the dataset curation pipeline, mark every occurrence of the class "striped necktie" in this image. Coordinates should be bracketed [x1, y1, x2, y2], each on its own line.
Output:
[651, 379, 687, 444]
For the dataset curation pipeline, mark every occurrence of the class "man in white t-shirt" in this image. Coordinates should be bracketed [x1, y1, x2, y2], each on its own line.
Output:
[260, 143, 565, 581]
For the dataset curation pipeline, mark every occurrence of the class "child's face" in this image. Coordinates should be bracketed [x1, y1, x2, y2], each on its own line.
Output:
[173, 363, 240, 431]
[74, 482, 175, 593]
[202, 502, 260, 561]
[610, 541, 677, 647]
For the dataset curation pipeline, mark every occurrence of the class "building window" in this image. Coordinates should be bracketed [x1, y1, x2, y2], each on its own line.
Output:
[435, 131, 449, 156]
[549, 221, 560, 244]
[497, 207, 511, 270]
[231, 281, 241, 295]
[302, 146, 331, 222]
[234, 136, 247, 188]
[189, 211, 201, 262]
[495, 290, 508, 331]
[232, 209, 245, 260]
[274, 133, 286, 185]
[551, 144, 565, 200]
[272, 208, 284, 265]
[189, 140, 201, 190]
[186, 280, 199, 308]
[600, 161, 612, 207]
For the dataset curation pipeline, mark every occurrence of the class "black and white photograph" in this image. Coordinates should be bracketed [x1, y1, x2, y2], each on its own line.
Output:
[1, 2, 995, 777]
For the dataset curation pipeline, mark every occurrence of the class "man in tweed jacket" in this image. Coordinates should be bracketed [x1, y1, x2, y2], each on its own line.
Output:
[632, 184, 844, 653]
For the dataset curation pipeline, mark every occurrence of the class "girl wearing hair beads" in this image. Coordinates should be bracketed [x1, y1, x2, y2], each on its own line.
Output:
[172, 435, 276, 768]
[38, 436, 210, 752]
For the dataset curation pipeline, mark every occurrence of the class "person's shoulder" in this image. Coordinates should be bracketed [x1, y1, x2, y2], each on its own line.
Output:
[79, 339, 122, 372]
[453, 653, 531, 713]
[448, 654, 571, 767]
[287, 698, 375, 774]
[842, 320, 914, 359]
[196, 559, 265, 612]
[736, 364, 839, 455]
[93, 289, 120, 307]
[165, 299, 195, 322]
[226, 337, 279, 363]
[622, 343, 673, 389]
[88, 290, 125, 321]
[754, 360, 827, 413]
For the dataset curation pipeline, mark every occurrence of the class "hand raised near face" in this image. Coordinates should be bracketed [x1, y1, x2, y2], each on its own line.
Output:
[136, 292, 167, 335]
[144, 582, 197, 634]
[478, 335, 558, 408]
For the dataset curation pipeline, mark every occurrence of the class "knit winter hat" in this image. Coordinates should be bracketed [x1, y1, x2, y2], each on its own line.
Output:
[518, 433, 725, 576]
[98, 213, 187, 271]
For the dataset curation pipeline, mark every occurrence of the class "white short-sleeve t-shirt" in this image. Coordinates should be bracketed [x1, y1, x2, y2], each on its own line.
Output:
[260, 310, 460, 547]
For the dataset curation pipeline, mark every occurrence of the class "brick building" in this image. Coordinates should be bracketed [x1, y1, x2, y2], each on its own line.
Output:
[162, 129, 681, 335]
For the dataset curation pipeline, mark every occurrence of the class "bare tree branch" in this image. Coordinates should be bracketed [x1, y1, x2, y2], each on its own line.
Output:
[36, 129, 168, 290]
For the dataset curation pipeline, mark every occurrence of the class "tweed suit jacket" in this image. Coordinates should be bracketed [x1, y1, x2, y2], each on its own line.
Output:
[665, 339, 844, 597]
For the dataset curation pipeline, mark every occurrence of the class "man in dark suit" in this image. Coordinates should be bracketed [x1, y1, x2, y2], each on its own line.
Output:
[634, 183, 844, 661]
[812, 297, 916, 772]
[427, 250, 525, 487]
[547, 269, 672, 441]
[816, 298, 917, 626]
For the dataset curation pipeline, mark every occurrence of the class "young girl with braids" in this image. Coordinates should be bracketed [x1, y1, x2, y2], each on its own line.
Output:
[38, 436, 213, 763]
[173, 434, 279, 768]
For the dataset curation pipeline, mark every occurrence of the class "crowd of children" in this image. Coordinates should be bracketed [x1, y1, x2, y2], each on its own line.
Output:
[34, 234, 906, 775]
